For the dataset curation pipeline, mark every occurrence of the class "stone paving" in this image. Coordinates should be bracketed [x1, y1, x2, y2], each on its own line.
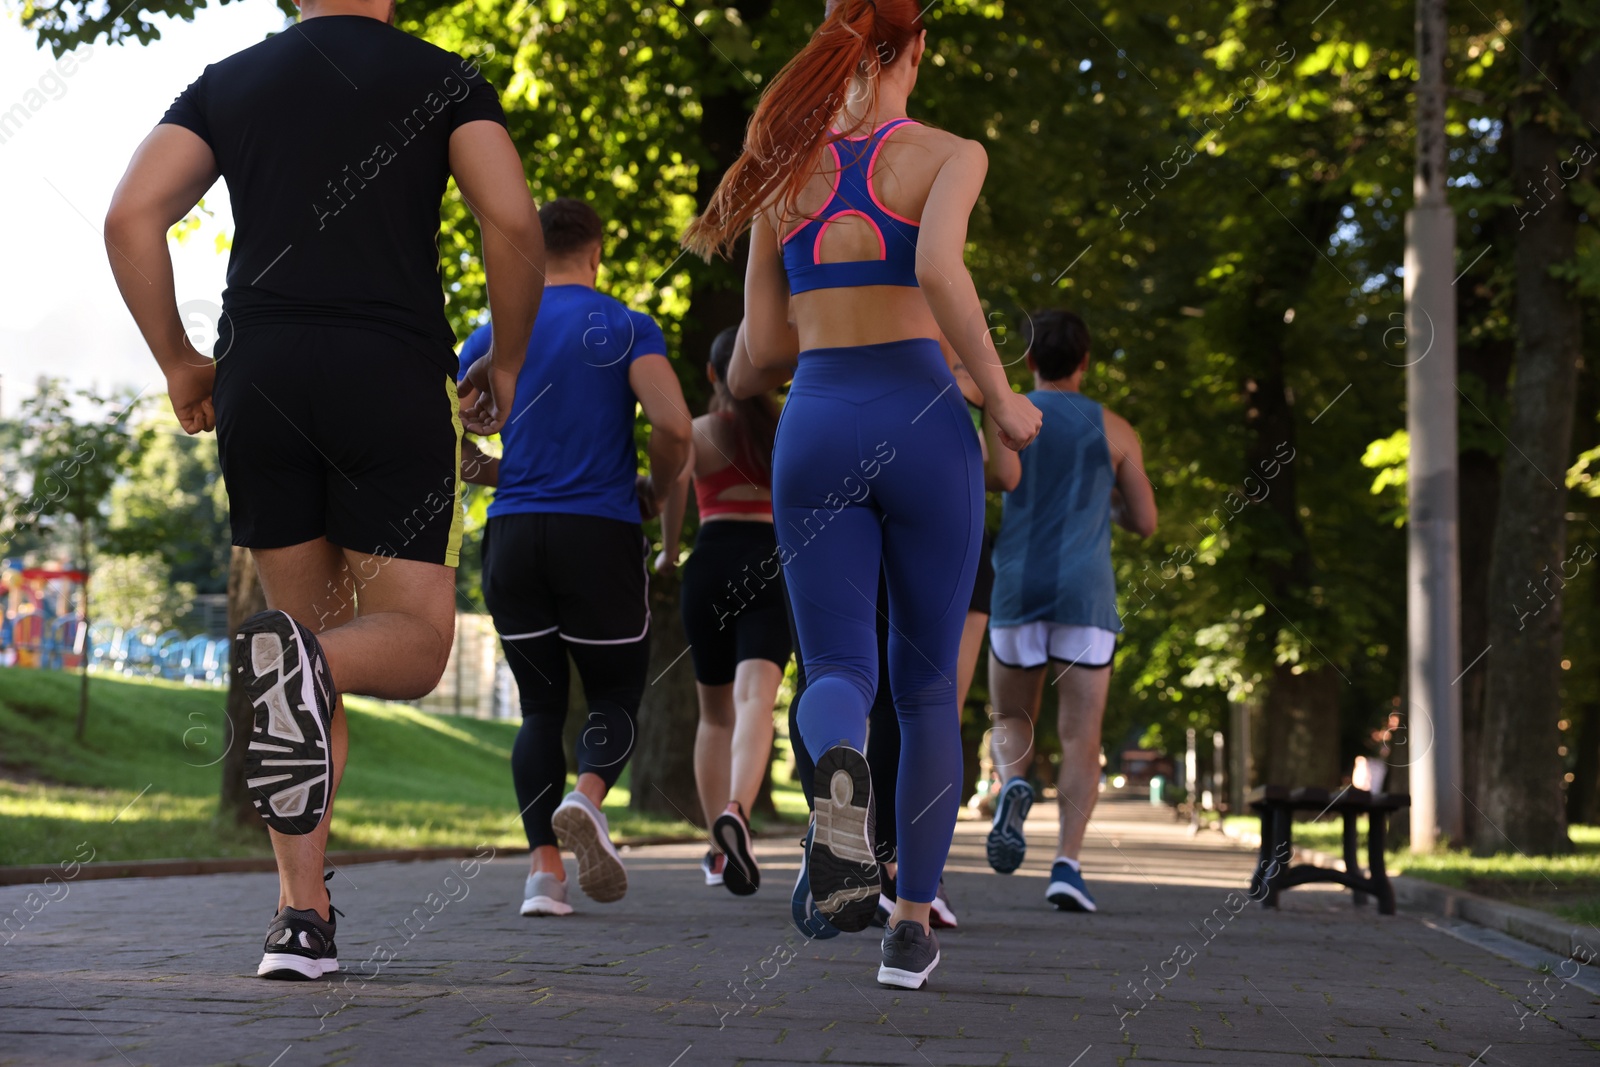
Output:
[3, 797, 1599, 1066]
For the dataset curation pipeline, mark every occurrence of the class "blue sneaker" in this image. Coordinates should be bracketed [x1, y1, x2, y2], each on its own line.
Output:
[791, 822, 841, 941]
[1046, 859, 1097, 912]
[986, 777, 1034, 874]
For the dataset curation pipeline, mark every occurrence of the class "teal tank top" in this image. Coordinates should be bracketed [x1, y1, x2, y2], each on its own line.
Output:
[990, 390, 1121, 632]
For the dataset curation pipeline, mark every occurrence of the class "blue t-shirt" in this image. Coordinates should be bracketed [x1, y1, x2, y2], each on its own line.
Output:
[458, 285, 667, 525]
[990, 390, 1121, 632]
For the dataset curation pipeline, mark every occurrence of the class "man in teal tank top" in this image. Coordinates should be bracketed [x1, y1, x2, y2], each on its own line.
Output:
[983, 310, 1158, 912]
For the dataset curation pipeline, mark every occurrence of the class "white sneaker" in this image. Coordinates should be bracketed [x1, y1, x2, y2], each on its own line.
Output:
[521, 871, 573, 916]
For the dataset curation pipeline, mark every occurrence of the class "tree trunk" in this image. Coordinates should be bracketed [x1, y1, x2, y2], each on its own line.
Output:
[1475, 6, 1583, 856]
[73, 518, 90, 743]
[220, 546, 269, 828]
[629, 570, 704, 824]
[1256, 665, 1342, 788]
[627, 3, 773, 825]
[1456, 336, 1511, 839]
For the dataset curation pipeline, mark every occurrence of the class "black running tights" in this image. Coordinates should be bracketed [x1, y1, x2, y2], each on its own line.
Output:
[502, 632, 649, 849]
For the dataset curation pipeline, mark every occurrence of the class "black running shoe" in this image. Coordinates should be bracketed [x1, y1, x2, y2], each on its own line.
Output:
[237, 610, 336, 836]
[258, 904, 339, 980]
[809, 745, 880, 933]
[712, 803, 760, 896]
[878, 920, 940, 990]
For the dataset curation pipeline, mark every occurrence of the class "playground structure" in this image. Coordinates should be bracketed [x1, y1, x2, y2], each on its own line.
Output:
[1, 562, 229, 685]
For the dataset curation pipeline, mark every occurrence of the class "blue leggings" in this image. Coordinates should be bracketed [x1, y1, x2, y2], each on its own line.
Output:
[773, 338, 983, 904]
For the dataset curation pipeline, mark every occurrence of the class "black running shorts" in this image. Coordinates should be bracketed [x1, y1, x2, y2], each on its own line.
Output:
[482, 512, 650, 643]
[214, 323, 464, 566]
[968, 527, 996, 616]
[680, 519, 792, 685]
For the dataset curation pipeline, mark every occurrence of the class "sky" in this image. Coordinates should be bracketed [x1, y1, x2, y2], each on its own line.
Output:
[0, 3, 289, 417]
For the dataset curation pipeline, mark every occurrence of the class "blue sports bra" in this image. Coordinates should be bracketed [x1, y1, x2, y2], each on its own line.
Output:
[781, 118, 922, 294]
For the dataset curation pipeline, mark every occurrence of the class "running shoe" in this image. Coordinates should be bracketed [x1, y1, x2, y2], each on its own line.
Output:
[712, 803, 760, 896]
[808, 745, 881, 933]
[1046, 859, 1098, 912]
[877, 920, 940, 990]
[550, 792, 628, 903]
[238, 610, 336, 836]
[258, 904, 338, 980]
[701, 850, 725, 887]
[791, 822, 841, 941]
[986, 776, 1034, 874]
[929, 878, 959, 929]
[520, 871, 573, 916]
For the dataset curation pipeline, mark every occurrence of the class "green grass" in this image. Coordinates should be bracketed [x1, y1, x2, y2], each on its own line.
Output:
[0, 667, 740, 866]
[1224, 815, 1600, 924]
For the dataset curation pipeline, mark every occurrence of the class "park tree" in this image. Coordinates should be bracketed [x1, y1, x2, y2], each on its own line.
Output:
[1474, 0, 1600, 856]
[5, 378, 137, 741]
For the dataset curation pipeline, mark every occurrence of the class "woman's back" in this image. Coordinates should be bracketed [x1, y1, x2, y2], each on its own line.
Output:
[772, 120, 961, 352]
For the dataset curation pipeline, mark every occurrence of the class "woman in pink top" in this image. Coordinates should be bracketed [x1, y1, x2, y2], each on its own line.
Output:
[657, 325, 793, 897]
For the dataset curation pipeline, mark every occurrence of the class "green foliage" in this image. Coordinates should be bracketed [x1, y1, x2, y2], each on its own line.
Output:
[105, 403, 230, 597]
[89, 553, 196, 634]
[1, 378, 137, 563]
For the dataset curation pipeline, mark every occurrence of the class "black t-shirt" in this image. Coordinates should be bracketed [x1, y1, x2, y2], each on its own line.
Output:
[160, 15, 507, 366]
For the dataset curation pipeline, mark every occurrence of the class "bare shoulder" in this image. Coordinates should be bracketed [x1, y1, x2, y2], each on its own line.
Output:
[900, 124, 984, 167]
[1101, 407, 1141, 453]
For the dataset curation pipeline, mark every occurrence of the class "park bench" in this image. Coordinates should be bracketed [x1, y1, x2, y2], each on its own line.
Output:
[1248, 785, 1411, 915]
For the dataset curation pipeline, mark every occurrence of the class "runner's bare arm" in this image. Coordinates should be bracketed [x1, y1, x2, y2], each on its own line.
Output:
[1105, 410, 1157, 537]
[916, 139, 1040, 452]
[631, 354, 695, 518]
[460, 437, 499, 488]
[654, 432, 697, 574]
[743, 214, 802, 370]
[451, 120, 544, 432]
[104, 125, 221, 434]
[727, 319, 796, 400]
[984, 406, 1021, 492]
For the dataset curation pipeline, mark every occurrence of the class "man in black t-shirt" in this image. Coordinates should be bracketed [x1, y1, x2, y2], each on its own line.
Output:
[105, 0, 545, 981]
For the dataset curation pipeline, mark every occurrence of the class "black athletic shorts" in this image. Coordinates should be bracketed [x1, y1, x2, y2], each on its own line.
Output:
[214, 323, 463, 566]
[969, 527, 996, 615]
[482, 512, 650, 643]
[681, 520, 792, 685]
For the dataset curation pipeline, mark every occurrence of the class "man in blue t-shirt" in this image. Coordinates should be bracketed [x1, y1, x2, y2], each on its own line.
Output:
[983, 310, 1158, 914]
[459, 198, 691, 918]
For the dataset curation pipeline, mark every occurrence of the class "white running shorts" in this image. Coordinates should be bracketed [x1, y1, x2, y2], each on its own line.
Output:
[989, 621, 1116, 671]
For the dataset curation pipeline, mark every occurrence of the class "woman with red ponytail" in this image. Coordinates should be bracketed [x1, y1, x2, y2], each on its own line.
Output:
[684, 0, 1041, 989]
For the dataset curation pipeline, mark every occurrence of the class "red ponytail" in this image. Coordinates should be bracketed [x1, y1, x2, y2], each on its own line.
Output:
[682, 0, 925, 260]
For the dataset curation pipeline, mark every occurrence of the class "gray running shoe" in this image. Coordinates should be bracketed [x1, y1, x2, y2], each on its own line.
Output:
[550, 792, 628, 903]
[877, 919, 940, 990]
[520, 871, 573, 916]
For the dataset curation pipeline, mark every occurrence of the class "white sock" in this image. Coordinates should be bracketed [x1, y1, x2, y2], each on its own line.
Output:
[1054, 856, 1080, 872]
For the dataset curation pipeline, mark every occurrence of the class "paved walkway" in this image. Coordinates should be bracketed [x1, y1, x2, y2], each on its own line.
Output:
[3, 797, 1598, 1066]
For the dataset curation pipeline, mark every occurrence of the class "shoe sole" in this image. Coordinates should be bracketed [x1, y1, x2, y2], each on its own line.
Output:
[520, 895, 575, 917]
[809, 747, 880, 933]
[258, 952, 338, 980]
[986, 784, 1033, 874]
[791, 834, 841, 941]
[704, 868, 724, 887]
[877, 950, 940, 990]
[239, 614, 332, 837]
[929, 899, 959, 929]
[551, 802, 628, 903]
[713, 813, 760, 896]
[1047, 881, 1097, 912]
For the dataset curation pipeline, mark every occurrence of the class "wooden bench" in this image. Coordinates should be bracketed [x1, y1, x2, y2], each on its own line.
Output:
[1248, 785, 1410, 915]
